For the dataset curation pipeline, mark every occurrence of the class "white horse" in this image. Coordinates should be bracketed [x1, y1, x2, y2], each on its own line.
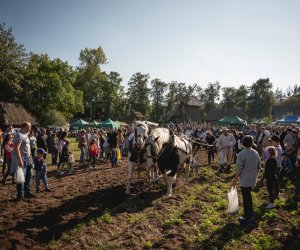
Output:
[145, 128, 192, 197]
[125, 121, 158, 195]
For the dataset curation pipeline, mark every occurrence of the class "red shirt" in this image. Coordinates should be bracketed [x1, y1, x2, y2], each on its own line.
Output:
[4, 143, 14, 160]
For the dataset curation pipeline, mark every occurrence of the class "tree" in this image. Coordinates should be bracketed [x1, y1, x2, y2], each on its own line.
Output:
[235, 84, 249, 110]
[127, 72, 151, 119]
[150, 78, 167, 123]
[0, 23, 27, 101]
[22, 53, 83, 125]
[247, 78, 274, 119]
[75, 47, 107, 119]
[99, 71, 124, 120]
[202, 81, 221, 113]
[221, 87, 237, 109]
[274, 88, 286, 104]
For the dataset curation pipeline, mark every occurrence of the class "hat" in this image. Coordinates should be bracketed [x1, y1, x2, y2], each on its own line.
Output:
[221, 127, 229, 132]
[37, 148, 47, 155]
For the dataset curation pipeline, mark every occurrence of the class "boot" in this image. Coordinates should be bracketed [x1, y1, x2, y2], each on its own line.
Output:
[218, 164, 225, 173]
[225, 165, 231, 173]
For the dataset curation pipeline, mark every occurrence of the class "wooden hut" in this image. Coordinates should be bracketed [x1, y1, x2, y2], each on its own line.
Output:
[0, 102, 37, 128]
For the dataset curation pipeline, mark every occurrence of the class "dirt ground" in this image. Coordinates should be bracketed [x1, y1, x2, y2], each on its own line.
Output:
[0, 149, 299, 250]
[0, 150, 209, 250]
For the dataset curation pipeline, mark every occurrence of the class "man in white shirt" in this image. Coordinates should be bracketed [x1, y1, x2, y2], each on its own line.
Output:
[216, 127, 236, 173]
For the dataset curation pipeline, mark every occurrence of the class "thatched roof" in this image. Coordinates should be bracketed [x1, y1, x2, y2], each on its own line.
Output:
[272, 104, 300, 120]
[0, 102, 37, 126]
[182, 96, 202, 107]
[206, 108, 246, 122]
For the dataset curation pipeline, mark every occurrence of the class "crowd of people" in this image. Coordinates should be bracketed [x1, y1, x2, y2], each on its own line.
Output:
[0, 121, 299, 227]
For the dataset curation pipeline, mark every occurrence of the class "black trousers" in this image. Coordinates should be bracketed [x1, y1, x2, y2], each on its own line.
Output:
[266, 178, 276, 203]
[241, 186, 253, 220]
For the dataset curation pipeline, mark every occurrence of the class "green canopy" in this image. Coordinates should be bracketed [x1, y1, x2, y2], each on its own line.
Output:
[217, 115, 247, 126]
[70, 119, 89, 128]
[87, 120, 100, 128]
[99, 118, 120, 129]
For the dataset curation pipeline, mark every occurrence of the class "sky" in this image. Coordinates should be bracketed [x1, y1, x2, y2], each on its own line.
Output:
[1, 0, 300, 91]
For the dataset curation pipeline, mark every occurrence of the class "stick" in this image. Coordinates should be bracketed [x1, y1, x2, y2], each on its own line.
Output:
[135, 170, 171, 192]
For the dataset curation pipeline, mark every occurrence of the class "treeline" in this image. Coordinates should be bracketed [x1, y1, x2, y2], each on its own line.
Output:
[1, 23, 300, 126]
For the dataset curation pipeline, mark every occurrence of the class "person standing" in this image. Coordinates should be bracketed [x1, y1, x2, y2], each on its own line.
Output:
[78, 130, 87, 163]
[264, 147, 278, 209]
[33, 148, 51, 192]
[231, 136, 261, 226]
[49, 133, 58, 166]
[108, 130, 118, 167]
[205, 131, 216, 166]
[29, 131, 37, 158]
[37, 128, 48, 159]
[216, 127, 236, 172]
[11, 122, 35, 201]
[1, 134, 14, 185]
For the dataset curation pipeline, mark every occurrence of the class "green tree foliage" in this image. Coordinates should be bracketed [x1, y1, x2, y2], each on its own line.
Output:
[75, 47, 107, 119]
[221, 87, 237, 109]
[235, 84, 249, 110]
[274, 88, 286, 104]
[22, 53, 83, 125]
[247, 78, 274, 119]
[202, 81, 221, 113]
[150, 78, 167, 123]
[99, 71, 124, 120]
[127, 72, 151, 119]
[0, 23, 26, 101]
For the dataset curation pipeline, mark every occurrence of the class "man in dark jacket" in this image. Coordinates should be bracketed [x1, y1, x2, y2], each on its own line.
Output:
[37, 128, 48, 159]
[107, 130, 118, 167]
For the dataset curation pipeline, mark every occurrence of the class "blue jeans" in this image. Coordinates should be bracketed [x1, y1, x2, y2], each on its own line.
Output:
[36, 170, 48, 191]
[80, 146, 87, 162]
[16, 164, 33, 198]
[111, 148, 117, 167]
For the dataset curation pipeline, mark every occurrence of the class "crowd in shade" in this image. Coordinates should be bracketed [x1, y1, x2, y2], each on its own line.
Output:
[0, 121, 299, 227]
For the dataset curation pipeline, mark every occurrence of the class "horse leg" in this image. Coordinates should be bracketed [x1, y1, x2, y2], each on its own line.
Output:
[125, 161, 134, 195]
[166, 175, 176, 197]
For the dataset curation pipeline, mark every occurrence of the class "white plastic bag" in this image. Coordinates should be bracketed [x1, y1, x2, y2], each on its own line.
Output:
[16, 167, 25, 184]
[227, 187, 239, 215]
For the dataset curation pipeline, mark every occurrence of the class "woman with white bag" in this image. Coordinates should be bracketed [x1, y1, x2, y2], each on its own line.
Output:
[230, 135, 261, 226]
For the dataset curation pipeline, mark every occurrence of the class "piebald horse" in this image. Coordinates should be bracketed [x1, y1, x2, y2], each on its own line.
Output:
[145, 128, 192, 197]
[125, 121, 158, 195]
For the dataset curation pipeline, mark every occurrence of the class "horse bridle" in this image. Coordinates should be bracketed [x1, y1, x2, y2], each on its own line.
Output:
[134, 124, 148, 144]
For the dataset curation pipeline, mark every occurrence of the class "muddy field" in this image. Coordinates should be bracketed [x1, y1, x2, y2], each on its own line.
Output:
[0, 149, 299, 250]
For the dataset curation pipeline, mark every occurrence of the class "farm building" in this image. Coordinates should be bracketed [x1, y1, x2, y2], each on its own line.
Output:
[166, 95, 202, 123]
[0, 102, 37, 129]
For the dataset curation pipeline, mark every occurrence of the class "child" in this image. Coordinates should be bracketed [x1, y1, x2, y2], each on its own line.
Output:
[60, 140, 73, 175]
[89, 139, 99, 169]
[280, 152, 293, 176]
[1, 134, 14, 185]
[264, 146, 277, 209]
[34, 148, 51, 192]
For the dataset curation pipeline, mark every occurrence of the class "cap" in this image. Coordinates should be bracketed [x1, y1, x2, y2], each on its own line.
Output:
[37, 148, 47, 155]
